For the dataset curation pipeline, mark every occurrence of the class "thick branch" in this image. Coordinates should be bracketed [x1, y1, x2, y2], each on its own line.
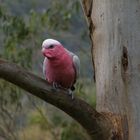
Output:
[0, 59, 113, 140]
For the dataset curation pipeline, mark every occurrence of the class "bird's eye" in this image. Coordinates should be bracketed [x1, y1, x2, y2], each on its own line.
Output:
[48, 45, 54, 49]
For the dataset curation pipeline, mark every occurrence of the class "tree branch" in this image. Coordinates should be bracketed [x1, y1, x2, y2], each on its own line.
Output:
[0, 59, 113, 140]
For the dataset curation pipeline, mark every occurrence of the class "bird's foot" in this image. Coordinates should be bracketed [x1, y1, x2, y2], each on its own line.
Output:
[52, 82, 61, 92]
[53, 82, 59, 89]
[67, 89, 74, 99]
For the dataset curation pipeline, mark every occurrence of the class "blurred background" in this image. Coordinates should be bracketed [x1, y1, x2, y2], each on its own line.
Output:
[0, 0, 95, 140]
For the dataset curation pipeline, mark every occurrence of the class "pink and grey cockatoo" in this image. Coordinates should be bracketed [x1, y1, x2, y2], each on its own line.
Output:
[41, 39, 80, 99]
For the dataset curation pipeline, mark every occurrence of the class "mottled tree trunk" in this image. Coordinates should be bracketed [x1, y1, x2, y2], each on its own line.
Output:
[82, 0, 140, 139]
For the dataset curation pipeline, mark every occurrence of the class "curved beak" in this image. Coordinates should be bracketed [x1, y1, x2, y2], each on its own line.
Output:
[41, 48, 52, 58]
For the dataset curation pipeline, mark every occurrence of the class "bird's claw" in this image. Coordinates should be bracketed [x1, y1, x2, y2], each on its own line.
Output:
[52, 82, 61, 92]
[52, 83, 74, 99]
[53, 82, 59, 89]
[68, 89, 74, 99]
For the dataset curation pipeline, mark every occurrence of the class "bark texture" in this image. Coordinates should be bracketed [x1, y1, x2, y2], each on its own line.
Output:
[0, 59, 113, 140]
[82, 0, 140, 140]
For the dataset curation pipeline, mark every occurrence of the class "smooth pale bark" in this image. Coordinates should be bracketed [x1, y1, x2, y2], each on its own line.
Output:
[82, 0, 140, 139]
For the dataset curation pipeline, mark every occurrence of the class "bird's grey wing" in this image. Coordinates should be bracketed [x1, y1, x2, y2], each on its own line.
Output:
[72, 55, 80, 79]
[43, 58, 47, 78]
[66, 49, 80, 79]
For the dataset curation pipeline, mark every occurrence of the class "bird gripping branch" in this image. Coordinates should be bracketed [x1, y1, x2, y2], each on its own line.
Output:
[41, 39, 80, 99]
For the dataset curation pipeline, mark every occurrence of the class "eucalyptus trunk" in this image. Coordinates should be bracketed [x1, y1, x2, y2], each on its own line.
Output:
[82, 0, 140, 139]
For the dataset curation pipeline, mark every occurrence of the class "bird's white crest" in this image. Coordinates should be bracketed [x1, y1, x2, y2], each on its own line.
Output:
[42, 39, 62, 48]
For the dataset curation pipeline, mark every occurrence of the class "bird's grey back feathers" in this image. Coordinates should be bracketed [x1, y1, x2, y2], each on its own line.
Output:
[66, 49, 80, 79]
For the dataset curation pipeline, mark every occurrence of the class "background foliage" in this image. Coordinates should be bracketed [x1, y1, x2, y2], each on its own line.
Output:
[0, 0, 95, 139]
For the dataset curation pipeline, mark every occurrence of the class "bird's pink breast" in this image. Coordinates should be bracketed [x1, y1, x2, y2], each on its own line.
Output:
[45, 54, 75, 88]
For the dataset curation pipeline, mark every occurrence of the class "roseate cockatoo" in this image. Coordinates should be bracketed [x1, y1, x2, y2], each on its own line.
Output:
[41, 39, 80, 99]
